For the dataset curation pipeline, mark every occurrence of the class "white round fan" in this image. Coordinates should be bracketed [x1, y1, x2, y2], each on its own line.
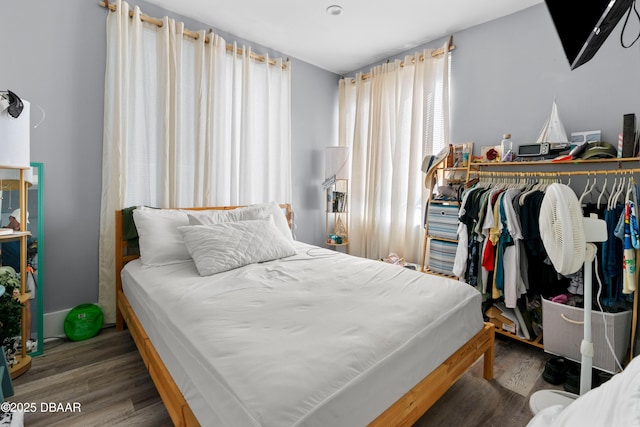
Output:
[539, 183, 585, 275]
[530, 183, 608, 416]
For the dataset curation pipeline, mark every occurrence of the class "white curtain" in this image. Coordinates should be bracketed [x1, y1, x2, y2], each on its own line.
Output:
[339, 40, 450, 264]
[98, 0, 291, 322]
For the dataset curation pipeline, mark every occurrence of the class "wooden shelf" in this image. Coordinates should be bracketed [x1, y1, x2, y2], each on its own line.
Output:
[326, 179, 349, 252]
[0, 231, 31, 242]
[9, 354, 31, 379]
[422, 268, 458, 280]
[494, 328, 544, 349]
[1, 167, 31, 380]
[421, 143, 473, 275]
[471, 156, 640, 167]
[429, 199, 460, 205]
[425, 235, 458, 243]
[465, 156, 640, 351]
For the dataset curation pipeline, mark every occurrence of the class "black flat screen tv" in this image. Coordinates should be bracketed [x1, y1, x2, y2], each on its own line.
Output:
[545, 0, 633, 69]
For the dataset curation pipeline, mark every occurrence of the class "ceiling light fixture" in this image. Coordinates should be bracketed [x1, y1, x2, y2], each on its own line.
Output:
[326, 5, 343, 16]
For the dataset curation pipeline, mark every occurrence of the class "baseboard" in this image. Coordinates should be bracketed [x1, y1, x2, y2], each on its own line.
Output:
[43, 309, 72, 339]
[44, 308, 114, 340]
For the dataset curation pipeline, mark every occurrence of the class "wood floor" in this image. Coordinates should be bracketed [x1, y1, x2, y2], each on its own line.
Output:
[9, 326, 562, 427]
[416, 336, 563, 427]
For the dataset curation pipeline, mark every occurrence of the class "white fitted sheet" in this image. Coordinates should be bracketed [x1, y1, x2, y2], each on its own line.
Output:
[122, 242, 483, 427]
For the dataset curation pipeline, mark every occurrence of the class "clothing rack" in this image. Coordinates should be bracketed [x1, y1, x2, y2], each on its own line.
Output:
[474, 166, 639, 363]
[476, 168, 640, 178]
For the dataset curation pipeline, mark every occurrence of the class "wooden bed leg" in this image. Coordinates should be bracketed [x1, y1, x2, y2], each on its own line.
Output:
[483, 324, 495, 380]
[116, 308, 125, 331]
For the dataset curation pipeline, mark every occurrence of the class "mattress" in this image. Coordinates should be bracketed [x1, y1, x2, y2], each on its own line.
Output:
[122, 241, 483, 427]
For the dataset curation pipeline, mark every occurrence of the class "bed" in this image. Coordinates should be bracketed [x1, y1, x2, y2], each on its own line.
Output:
[114, 203, 494, 426]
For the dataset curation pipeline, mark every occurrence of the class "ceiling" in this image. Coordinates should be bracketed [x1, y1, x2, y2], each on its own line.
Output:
[144, 0, 543, 75]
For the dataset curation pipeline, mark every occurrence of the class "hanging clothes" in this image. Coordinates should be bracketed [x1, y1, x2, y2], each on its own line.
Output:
[604, 203, 624, 306]
[493, 192, 509, 298]
[512, 193, 530, 293]
[630, 180, 640, 249]
[623, 186, 637, 294]
[501, 188, 527, 308]
[453, 185, 480, 279]
[482, 188, 504, 296]
[473, 188, 492, 293]
[520, 189, 569, 298]
[455, 185, 491, 290]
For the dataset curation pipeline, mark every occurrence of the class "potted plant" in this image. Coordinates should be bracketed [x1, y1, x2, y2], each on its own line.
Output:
[0, 267, 23, 366]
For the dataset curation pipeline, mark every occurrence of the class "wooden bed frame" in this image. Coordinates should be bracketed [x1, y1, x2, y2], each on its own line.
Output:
[115, 205, 495, 427]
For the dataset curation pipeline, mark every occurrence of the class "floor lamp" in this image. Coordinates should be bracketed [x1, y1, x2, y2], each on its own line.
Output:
[324, 146, 350, 242]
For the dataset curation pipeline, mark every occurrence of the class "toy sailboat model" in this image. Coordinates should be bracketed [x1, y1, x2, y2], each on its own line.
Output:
[536, 100, 569, 143]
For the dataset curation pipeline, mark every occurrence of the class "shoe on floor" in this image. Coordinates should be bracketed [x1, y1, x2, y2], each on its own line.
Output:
[563, 364, 601, 394]
[542, 356, 570, 385]
[26, 339, 37, 353]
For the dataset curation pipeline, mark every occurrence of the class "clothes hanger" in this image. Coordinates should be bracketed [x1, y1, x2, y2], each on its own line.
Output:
[612, 174, 627, 209]
[537, 175, 554, 192]
[619, 175, 629, 206]
[607, 176, 622, 210]
[579, 173, 591, 202]
[516, 175, 528, 191]
[596, 175, 609, 211]
[519, 175, 544, 206]
[579, 174, 598, 206]
[608, 174, 620, 211]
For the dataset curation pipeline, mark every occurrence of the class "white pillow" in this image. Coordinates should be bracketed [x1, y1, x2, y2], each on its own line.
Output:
[132, 207, 191, 267]
[178, 218, 296, 276]
[188, 201, 293, 241]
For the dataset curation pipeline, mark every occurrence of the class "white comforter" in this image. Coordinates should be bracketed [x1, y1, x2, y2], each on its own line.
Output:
[527, 355, 640, 426]
[123, 242, 483, 427]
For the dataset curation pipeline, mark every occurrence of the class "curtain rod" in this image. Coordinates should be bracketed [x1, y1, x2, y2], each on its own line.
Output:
[348, 35, 455, 82]
[476, 169, 640, 178]
[98, 1, 288, 70]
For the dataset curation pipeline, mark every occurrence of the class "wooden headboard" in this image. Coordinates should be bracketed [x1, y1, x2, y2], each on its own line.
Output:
[114, 204, 293, 322]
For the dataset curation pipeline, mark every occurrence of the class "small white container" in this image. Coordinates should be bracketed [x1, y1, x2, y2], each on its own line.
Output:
[501, 133, 514, 162]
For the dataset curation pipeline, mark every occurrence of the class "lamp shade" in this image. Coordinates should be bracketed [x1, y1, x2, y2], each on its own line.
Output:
[0, 99, 30, 169]
[325, 146, 350, 180]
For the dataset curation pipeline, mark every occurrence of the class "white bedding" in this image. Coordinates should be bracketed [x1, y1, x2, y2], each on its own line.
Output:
[527, 355, 640, 427]
[122, 241, 484, 427]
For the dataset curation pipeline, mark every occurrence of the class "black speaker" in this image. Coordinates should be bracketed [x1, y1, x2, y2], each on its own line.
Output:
[622, 113, 636, 158]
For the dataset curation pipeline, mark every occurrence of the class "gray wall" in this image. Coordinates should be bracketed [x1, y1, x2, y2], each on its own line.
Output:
[291, 60, 340, 245]
[451, 4, 640, 150]
[351, 4, 640, 152]
[0, 1, 106, 316]
[0, 0, 337, 318]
